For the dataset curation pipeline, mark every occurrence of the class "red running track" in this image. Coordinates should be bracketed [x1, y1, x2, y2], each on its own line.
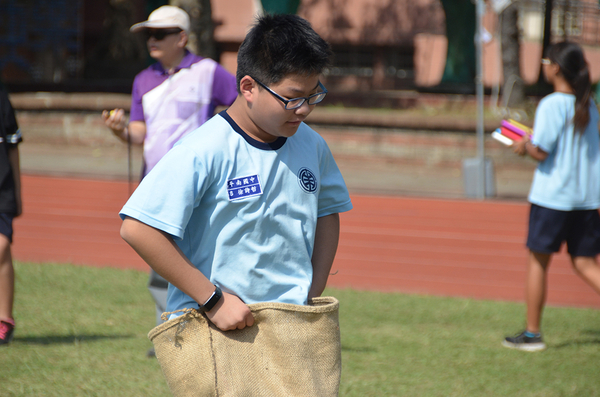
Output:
[13, 175, 600, 309]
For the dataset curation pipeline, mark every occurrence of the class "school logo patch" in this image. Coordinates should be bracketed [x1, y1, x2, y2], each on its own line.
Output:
[298, 167, 317, 193]
[227, 174, 262, 201]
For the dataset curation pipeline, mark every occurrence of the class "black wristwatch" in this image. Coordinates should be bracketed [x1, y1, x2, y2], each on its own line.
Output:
[199, 285, 223, 312]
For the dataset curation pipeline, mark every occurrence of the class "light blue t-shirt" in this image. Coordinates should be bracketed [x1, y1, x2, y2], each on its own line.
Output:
[528, 92, 600, 210]
[120, 111, 353, 312]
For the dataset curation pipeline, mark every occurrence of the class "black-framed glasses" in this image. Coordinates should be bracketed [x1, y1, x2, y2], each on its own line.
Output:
[252, 77, 328, 110]
[145, 28, 182, 41]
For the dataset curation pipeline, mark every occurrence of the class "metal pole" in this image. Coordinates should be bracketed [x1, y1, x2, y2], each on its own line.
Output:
[475, 0, 486, 199]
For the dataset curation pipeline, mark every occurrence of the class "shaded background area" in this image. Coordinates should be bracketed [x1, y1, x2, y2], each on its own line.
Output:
[5, 0, 600, 104]
[1, 0, 166, 93]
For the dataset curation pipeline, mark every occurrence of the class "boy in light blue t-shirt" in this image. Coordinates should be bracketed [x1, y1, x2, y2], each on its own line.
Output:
[119, 14, 352, 332]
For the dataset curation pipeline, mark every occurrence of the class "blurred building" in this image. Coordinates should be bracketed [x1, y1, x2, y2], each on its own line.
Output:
[2, 0, 600, 101]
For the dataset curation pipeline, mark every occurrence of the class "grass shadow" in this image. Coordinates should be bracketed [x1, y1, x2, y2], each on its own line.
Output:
[552, 329, 600, 349]
[13, 333, 134, 345]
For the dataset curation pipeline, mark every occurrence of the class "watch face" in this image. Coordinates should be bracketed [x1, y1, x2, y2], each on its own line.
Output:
[201, 286, 222, 312]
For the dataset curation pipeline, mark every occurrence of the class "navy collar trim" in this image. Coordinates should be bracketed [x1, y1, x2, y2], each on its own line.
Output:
[219, 110, 287, 150]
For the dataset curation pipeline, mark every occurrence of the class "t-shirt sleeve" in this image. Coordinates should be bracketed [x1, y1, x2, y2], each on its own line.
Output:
[0, 89, 21, 146]
[119, 145, 208, 239]
[532, 96, 565, 154]
[317, 141, 353, 217]
[211, 64, 238, 107]
[129, 74, 145, 122]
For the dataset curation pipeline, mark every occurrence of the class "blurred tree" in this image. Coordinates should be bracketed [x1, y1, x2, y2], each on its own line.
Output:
[261, 0, 301, 14]
[171, 0, 216, 60]
[499, 1, 525, 107]
[439, 0, 476, 85]
[84, 0, 147, 80]
[146, 0, 167, 14]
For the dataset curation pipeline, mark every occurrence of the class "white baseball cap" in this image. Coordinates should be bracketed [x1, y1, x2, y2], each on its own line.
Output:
[130, 6, 190, 33]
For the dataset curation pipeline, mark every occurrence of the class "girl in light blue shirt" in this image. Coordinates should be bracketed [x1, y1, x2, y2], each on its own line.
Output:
[503, 42, 600, 352]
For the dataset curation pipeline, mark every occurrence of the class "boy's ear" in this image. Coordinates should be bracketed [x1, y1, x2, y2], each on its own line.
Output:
[239, 76, 256, 103]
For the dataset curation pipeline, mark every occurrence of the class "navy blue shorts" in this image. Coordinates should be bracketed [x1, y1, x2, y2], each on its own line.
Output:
[527, 204, 600, 257]
[0, 213, 14, 243]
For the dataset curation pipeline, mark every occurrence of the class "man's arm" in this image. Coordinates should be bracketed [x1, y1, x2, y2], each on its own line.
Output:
[120, 217, 254, 330]
[308, 213, 340, 300]
[7, 145, 21, 217]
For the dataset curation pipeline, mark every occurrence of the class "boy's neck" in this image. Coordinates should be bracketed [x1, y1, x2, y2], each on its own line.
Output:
[226, 98, 278, 143]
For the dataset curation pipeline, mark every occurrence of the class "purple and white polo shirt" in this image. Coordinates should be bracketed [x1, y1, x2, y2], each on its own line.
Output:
[130, 50, 237, 175]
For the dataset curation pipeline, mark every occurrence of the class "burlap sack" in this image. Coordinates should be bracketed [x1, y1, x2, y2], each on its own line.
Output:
[148, 296, 341, 397]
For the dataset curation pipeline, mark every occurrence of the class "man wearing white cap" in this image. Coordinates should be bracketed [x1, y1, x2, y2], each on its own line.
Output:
[102, 5, 237, 356]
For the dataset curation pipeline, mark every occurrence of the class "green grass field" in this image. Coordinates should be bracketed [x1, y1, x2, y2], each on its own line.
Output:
[3, 262, 599, 396]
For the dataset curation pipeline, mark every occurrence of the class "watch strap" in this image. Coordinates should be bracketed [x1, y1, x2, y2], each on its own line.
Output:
[199, 285, 222, 312]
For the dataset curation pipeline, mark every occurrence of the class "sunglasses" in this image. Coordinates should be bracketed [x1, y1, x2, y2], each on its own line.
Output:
[145, 28, 182, 41]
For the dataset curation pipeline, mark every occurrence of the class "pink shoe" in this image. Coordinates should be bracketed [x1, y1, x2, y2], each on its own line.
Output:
[0, 318, 15, 345]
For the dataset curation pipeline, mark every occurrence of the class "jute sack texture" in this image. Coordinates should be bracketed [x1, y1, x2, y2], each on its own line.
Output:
[148, 296, 341, 397]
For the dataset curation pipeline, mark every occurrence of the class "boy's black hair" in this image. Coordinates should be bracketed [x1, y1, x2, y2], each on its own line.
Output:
[236, 14, 332, 90]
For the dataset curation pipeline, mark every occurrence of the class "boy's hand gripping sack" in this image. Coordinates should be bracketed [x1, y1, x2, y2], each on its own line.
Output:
[148, 296, 341, 397]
